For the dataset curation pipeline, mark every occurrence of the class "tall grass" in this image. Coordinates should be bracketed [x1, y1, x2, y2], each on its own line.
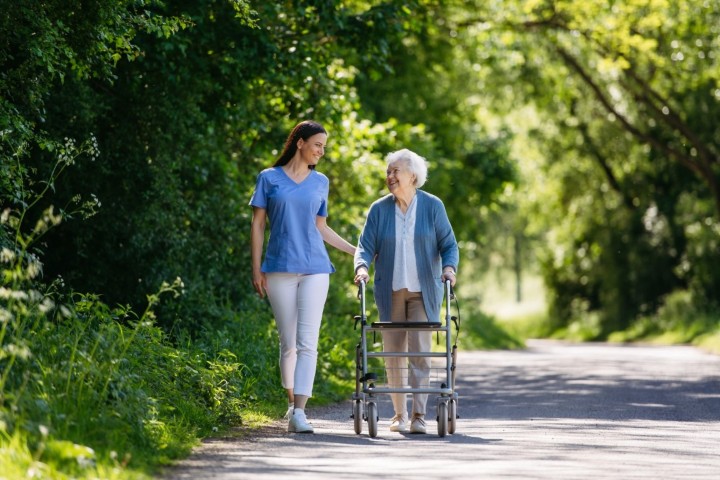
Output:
[0, 136, 274, 478]
[0, 224, 255, 478]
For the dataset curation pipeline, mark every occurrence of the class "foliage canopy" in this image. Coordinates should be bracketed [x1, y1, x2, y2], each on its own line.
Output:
[1, 0, 719, 477]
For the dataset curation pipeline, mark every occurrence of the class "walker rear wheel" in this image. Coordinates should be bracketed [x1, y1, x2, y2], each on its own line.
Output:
[437, 401, 448, 437]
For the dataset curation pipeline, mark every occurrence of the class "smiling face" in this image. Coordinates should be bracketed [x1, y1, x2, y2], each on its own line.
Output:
[386, 159, 416, 197]
[297, 133, 327, 167]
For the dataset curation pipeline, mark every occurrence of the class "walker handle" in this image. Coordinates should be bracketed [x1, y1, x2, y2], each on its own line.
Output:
[445, 278, 455, 300]
[355, 280, 367, 329]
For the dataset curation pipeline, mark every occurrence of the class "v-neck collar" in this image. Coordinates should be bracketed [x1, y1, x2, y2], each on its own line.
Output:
[279, 166, 312, 185]
[395, 192, 418, 217]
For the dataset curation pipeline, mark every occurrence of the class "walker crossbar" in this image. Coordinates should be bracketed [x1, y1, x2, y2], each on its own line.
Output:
[370, 322, 443, 329]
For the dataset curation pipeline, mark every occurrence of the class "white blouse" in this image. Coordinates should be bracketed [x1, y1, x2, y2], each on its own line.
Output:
[392, 194, 421, 292]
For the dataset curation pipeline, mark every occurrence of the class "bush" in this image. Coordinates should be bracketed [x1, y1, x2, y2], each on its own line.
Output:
[0, 133, 256, 478]
[0, 248, 260, 478]
[608, 290, 720, 345]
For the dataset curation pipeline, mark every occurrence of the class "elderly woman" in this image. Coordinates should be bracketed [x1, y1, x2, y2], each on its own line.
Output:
[354, 148, 459, 434]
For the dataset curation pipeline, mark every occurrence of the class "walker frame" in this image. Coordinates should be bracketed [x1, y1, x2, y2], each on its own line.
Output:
[350, 279, 459, 438]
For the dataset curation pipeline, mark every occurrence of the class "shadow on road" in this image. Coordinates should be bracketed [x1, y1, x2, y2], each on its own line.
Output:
[162, 341, 720, 480]
[456, 342, 720, 423]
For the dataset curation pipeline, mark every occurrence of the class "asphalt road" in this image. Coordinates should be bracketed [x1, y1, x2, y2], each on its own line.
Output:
[162, 340, 720, 479]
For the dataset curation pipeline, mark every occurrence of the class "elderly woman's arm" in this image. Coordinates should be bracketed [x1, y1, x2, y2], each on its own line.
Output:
[353, 203, 380, 283]
[435, 200, 459, 286]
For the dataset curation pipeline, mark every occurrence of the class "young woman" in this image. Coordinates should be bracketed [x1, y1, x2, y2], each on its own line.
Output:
[250, 120, 355, 433]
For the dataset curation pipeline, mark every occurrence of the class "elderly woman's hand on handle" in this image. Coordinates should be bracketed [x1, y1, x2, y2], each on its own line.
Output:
[442, 268, 457, 287]
[354, 266, 370, 285]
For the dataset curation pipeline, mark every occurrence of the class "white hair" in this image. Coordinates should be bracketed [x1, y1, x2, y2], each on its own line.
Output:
[386, 148, 429, 188]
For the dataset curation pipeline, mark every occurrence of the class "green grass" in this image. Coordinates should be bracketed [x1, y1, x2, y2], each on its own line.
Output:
[459, 267, 549, 347]
[0, 270, 281, 479]
[474, 271, 720, 351]
[694, 331, 720, 354]
[607, 290, 720, 353]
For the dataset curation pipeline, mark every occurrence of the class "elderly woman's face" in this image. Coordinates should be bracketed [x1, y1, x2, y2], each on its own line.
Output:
[386, 160, 415, 195]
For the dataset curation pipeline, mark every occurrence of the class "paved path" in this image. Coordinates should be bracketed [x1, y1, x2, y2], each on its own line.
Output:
[162, 340, 720, 479]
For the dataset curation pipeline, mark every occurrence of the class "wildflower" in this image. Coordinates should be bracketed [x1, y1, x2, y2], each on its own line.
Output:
[26, 260, 43, 280]
[28, 289, 43, 302]
[58, 137, 77, 165]
[88, 134, 100, 160]
[0, 247, 15, 263]
[0, 287, 29, 300]
[4, 343, 32, 360]
[39, 297, 55, 313]
[0, 308, 13, 323]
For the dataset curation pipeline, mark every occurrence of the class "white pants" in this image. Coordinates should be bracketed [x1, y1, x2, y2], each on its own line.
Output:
[384, 288, 431, 418]
[265, 273, 329, 397]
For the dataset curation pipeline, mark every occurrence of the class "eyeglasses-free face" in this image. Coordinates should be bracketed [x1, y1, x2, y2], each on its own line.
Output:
[297, 133, 327, 167]
[386, 159, 416, 196]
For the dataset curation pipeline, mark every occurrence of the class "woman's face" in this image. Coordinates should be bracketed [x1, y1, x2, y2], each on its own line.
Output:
[386, 159, 416, 196]
[298, 133, 327, 167]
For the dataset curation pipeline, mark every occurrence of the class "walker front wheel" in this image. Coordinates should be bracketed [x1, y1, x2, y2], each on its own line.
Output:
[367, 402, 378, 438]
[448, 398, 457, 434]
[353, 400, 363, 435]
[437, 401, 448, 437]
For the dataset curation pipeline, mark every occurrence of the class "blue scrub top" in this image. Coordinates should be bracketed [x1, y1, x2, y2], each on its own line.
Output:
[249, 166, 335, 274]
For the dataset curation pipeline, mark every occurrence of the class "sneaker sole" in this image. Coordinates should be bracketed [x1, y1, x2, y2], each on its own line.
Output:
[289, 428, 314, 433]
[288, 423, 314, 433]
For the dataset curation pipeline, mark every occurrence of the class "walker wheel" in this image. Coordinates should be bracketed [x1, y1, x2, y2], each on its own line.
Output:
[437, 401, 448, 437]
[448, 398, 457, 434]
[367, 402, 378, 438]
[353, 400, 363, 435]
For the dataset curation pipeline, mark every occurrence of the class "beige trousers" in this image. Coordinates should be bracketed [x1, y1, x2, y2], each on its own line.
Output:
[384, 288, 431, 418]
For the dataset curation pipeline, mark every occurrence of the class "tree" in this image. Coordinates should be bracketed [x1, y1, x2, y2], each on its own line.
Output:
[4, 1, 446, 335]
[450, 0, 720, 332]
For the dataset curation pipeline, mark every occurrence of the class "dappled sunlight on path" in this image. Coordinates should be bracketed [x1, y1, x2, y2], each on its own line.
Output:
[163, 340, 720, 479]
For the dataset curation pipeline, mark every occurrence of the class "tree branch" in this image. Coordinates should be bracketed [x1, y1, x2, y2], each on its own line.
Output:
[575, 117, 636, 211]
[620, 67, 718, 163]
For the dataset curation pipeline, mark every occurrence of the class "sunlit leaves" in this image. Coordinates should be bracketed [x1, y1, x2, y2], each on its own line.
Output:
[444, 0, 720, 332]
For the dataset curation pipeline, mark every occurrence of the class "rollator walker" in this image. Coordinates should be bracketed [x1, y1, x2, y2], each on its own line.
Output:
[350, 279, 459, 438]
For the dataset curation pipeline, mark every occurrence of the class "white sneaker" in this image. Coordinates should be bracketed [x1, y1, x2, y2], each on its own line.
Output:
[288, 410, 314, 433]
[389, 413, 409, 432]
[284, 403, 294, 420]
[410, 416, 426, 434]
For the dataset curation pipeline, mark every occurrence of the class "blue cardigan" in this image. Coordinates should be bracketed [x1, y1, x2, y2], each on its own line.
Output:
[354, 190, 459, 323]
